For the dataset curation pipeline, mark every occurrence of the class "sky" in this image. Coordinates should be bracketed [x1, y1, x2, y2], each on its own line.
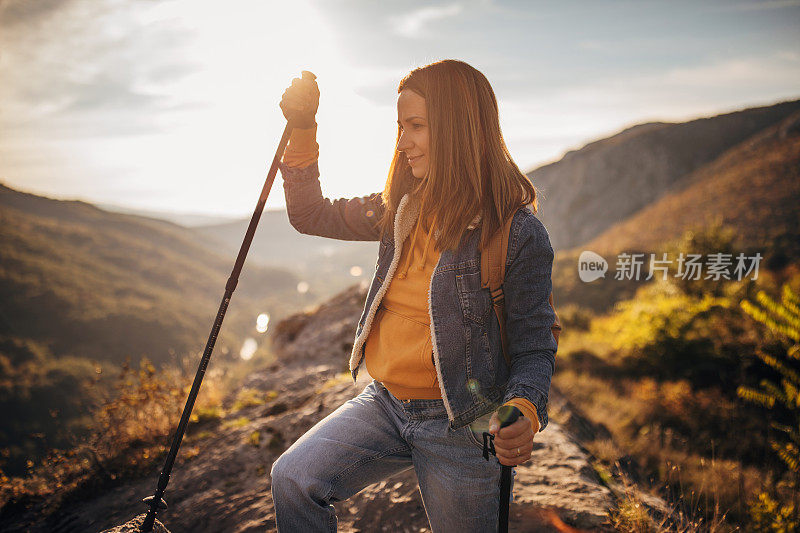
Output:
[1, 0, 799, 217]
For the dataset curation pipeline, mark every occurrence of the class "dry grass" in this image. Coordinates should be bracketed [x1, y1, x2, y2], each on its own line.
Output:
[0, 357, 226, 514]
[549, 274, 800, 529]
[556, 367, 764, 527]
[607, 474, 732, 533]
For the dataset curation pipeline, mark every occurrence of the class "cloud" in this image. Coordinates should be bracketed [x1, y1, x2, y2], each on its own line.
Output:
[0, 0, 199, 138]
[713, 0, 800, 11]
[348, 65, 410, 104]
[389, 3, 463, 38]
[657, 52, 800, 90]
[494, 50, 800, 172]
[0, 0, 75, 28]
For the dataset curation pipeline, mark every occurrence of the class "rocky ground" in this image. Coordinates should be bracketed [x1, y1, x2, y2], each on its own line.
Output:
[7, 285, 670, 532]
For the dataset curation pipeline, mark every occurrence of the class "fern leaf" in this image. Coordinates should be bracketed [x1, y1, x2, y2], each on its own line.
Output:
[737, 385, 776, 408]
[782, 284, 800, 308]
[771, 441, 800, 473]
[760, 380, 789, 405]
[788, 344, 800, 361]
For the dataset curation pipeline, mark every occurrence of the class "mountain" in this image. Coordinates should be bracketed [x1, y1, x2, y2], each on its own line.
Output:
[194, 209, 380, 302]
[0, 184, 305, 474]
[0, 183, 300, 365]
[585, 109, 800, 263]
[529, 98, 800, 251]
[96, 200, 380, 304]
[96, 203, 241, 228]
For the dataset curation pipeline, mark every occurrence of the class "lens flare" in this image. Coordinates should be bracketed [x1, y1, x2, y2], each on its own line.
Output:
[256, 313, 270, 333]
[240, 338, 257, 360]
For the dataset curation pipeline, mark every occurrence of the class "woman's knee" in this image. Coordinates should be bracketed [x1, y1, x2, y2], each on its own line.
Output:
[271, 447, 304, 489]
[270, 445, 329, 500]
[269, 450, 290, 486]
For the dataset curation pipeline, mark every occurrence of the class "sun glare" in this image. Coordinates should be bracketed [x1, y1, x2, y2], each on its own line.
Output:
[143, 0, 400, 216]
[10, 0, 399, 216]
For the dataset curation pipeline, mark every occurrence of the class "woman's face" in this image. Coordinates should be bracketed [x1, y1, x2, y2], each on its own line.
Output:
[396, 89, 429, 179]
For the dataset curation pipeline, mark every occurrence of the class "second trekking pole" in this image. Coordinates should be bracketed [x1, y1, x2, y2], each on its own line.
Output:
[139, 71, 317, 533]
[482, 405, 521, 533]
[497, 405, 520, 533]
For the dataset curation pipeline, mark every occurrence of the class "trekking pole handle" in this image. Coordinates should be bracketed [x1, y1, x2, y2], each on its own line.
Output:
[481, 405, 522, 460]
[497, 404, 521, 429]
[283, 70, 318, 129]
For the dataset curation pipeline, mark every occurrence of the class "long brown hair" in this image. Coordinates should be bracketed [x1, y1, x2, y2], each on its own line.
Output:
[377, 59, 539, 252]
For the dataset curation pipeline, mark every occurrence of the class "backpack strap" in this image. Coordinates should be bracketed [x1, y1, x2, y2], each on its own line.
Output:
[480, 214, 563, 368]
[481, 216, 515, 367]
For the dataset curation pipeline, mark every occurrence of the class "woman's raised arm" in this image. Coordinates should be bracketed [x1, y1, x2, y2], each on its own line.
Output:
[279, 159, 386, 241]
[277, 73, 386, 241]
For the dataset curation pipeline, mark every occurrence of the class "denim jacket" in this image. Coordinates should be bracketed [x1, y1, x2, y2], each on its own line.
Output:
[278, 160, 557, 432]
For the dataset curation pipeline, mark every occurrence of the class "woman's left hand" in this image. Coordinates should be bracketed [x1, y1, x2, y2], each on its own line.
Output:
[488, 410, 534, 466]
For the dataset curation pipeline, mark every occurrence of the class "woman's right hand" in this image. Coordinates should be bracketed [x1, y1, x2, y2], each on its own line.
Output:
[280, 71, 319, 129]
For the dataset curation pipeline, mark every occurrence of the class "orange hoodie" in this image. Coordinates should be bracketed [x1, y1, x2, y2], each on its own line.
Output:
[282, 126, 540, 432]
[364, 209, 442, 399]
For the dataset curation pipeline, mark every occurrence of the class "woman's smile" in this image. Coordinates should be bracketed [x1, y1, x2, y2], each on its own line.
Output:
[397, 88, 430, 179]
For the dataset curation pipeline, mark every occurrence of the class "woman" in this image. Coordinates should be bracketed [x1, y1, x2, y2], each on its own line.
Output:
[271, 59, 557, 532]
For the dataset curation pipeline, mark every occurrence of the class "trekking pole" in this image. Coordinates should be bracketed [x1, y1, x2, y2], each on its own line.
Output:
[139, 71, 316, 533]
[497, 405, 520, 533]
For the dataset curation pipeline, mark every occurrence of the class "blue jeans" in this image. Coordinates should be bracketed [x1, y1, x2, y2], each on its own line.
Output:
[270, 380, 514, 532]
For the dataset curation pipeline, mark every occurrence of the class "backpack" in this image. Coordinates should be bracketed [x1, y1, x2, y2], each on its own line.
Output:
[480, 215, 562, 367]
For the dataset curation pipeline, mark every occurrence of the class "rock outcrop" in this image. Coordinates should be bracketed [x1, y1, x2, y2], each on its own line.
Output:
[102, 514, 169, 533]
